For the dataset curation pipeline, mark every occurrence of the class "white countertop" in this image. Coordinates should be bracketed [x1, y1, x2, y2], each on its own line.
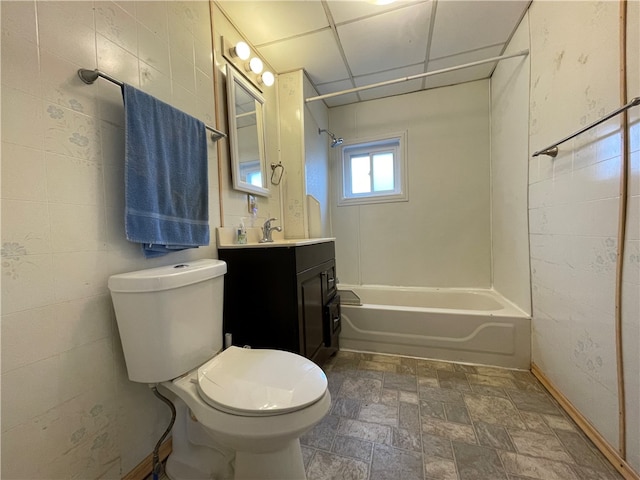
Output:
[216, 227, 334, 249]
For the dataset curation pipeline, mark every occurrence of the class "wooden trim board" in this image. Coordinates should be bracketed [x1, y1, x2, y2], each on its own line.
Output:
[531, 363, 639, 480]
[122, 439, 172, 480]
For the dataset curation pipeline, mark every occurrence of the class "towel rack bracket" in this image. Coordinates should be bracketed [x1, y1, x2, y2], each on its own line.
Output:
[533, 146, 558, 158]
[209, 131, 226, 141]
[78, 68, 99, 85]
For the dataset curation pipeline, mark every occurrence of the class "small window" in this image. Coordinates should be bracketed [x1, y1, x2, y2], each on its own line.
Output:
[338, 132, 407, 206]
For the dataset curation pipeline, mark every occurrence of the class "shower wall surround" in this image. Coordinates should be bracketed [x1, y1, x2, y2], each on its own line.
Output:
[489, 13, 532, 316]
[329, 80, 492, 289]
[1, 1, 222, 477]
[494, 1, 639, 474]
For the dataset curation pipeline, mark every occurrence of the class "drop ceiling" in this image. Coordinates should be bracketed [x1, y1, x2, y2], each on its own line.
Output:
[216, 0, 531, 107]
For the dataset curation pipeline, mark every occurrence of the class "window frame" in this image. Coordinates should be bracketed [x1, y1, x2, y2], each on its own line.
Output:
[337, 131, 408, 207]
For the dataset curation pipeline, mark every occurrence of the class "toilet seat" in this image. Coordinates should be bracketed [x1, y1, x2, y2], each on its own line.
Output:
[196, 346, 328, 416]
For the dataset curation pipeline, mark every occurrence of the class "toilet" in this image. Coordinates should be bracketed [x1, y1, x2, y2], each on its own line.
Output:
[108, 259, 331, 480]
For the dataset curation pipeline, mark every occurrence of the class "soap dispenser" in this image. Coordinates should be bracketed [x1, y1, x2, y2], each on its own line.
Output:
[236, 218, 247, 244]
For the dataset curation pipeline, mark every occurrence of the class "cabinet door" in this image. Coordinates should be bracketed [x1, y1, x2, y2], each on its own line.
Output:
[300, 274, 324, 359]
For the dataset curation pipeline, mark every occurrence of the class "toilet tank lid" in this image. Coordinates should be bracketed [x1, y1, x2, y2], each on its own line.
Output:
[108, 259, 227, 293]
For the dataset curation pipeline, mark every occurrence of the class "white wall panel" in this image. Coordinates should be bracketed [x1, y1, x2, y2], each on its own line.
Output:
[525, 0, 630, 457]
[0, 1, 223, 477]
[329, 81, 492, 288]
[490, 11, 532, 314]
[495, 1, 639, 472]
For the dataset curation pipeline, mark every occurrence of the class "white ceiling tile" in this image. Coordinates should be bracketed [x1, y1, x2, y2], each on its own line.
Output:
[354, 64, 424, 101]
[327, 0, 427, 25]
[354, 64, 425, 86]
[424, 44, 504, 89]
[312, 79, 359, 107]
[324, 93, 361, 108]
[217, 1, 328, 46]
[315, 78, 356, 95]
[424, 64, 494, 89]
[337, 3, 432, 76]
[429, 0, 529, 59]
[427, 44, 504, 72]
[257, 30, 350, 84]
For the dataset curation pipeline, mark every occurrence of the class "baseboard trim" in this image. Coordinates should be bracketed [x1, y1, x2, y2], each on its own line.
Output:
[531, 363, 639, 480]
[122, 438, 172, 480]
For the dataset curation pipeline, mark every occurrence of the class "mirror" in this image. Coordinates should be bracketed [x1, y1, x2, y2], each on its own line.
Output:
[226, 64, 269, 196]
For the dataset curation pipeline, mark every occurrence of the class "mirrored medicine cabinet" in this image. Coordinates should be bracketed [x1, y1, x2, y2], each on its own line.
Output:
[225, 64, 269, 197]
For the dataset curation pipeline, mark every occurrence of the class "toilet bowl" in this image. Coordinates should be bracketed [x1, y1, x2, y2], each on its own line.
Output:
[107, 260, 331, 480]
[161, 347, 330, 479]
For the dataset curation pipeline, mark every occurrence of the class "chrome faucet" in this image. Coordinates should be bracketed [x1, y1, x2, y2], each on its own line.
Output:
[260, 217, 282, 243]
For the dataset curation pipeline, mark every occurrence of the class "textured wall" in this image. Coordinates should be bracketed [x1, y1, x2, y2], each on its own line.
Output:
[277, 69, 331, 239]
[278, 70, 308, 237]
[1, 1, 220, 477]
[525, 0, 639, 471]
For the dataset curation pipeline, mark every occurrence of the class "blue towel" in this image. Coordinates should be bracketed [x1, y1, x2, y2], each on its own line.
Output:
[122, 84, 209, 258]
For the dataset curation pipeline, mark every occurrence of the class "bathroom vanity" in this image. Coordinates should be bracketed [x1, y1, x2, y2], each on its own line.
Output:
[218, 238, 340, 366]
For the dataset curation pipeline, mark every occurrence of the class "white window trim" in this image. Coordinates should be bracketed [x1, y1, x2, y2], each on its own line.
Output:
[336, 131, 408, 207]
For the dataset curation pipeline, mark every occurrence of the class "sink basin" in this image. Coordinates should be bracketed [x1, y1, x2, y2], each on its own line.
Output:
[216, 227, 334, 249]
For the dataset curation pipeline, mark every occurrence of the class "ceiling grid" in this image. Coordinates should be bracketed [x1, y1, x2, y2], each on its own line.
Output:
[216, 0, 531, 107]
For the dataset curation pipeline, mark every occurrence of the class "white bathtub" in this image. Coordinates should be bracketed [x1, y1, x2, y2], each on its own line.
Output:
[338, 285, 531, 369]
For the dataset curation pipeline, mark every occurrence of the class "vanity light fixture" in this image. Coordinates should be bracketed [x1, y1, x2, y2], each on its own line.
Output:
[248, 57, 264, 74]
[232, 41, 251, 60]
[260, 71, 275, 87]
[222, 37, 274, 89]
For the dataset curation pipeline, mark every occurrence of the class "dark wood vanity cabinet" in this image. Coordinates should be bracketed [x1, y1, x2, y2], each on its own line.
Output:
[218, 241, 339, 365]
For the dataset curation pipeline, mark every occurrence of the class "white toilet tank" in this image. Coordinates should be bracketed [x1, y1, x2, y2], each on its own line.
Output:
[108, 259, 227, 383]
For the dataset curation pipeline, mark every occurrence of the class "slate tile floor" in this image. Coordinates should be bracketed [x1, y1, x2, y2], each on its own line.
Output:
[301, 350, 622, 480]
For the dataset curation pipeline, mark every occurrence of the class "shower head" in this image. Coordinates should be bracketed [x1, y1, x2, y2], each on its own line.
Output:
[319, 128, 344, 148]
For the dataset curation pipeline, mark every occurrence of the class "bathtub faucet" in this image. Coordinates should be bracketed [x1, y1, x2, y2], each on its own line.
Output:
[260, 218, 282, 243]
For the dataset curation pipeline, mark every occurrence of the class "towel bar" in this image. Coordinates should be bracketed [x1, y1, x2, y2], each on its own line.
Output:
[532, 96, 640, 157]
[77, 68, 227, 141]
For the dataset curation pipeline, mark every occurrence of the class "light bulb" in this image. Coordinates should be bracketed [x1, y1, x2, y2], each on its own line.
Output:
[249, 57, 263, 74]
[233, 41, 250, 60]
[261, 71, 275, 87]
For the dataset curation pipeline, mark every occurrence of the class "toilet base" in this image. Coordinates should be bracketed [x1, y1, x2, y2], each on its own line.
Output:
[163, 394, 309, 480]
[159, 376, 330, 480]
[166, 440, 307, 480]
[166, 456, 222, 480]
[165, 397, 234, 480]
[234, 439, 306, 480]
